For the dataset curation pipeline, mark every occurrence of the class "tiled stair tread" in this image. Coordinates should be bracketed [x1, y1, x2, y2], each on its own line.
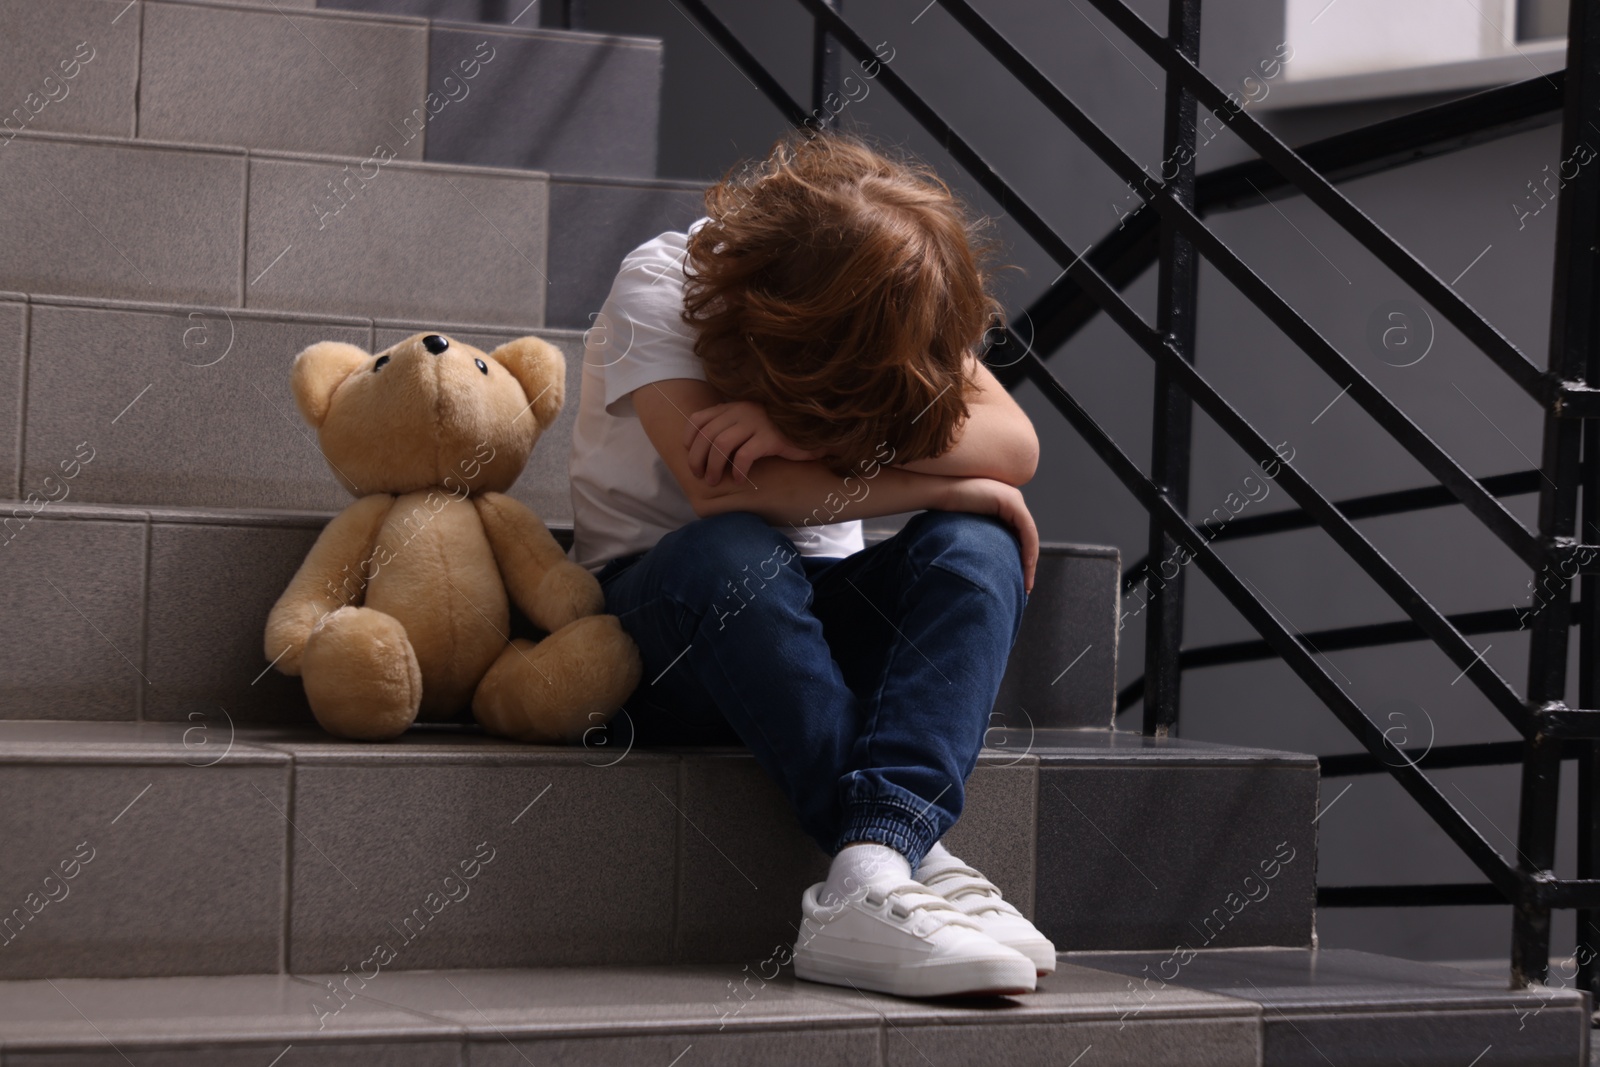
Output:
[335, 962, 1255, 1031]
[0, 964, 1245, 1046]
[5, 126, 554, 178]
[0, 955, 1581, 1060]
[0, 135, 701, 328]
[1069, 947, 1587, 1013]
[1020, 727, 1320, 765]
[0, 720, 1315, 766]
[0, 497, 1127, 556]
[15, 287, 577, 338]
[6, 2, 663, 177]
[156, 0, 666, 46]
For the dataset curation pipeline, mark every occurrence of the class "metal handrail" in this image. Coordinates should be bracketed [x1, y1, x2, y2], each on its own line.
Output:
[927, 0, 1544, 569]
[1001, 73, 1565, 388]
[1076, 0, 1552, 404]
[1117, 605, 1577, 714]
[1121, 470, 1545, 595]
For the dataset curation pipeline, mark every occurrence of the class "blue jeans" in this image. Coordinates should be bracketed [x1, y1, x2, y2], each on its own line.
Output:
[593, 509, 1026, 869]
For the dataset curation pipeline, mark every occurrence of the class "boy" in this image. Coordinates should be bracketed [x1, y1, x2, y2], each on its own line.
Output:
[568, 131, 1053, 997]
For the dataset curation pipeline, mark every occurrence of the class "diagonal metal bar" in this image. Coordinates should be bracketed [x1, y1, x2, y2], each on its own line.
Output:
[1116, 605, 1574, 713]
[1015, 343, 1521, 895]
[1000, 73, 1566, 393]
[1321, 740, 1575, 780]
[1121, 470, 1544, 595]
[670, 0, 811, 127]
[988, 198, 1537, 729]
[923, 0, 1541, 570]
[1200, 72, 1565, 213]
[1320, 884, 1509, 907]
[1074, 0, 1551, 403]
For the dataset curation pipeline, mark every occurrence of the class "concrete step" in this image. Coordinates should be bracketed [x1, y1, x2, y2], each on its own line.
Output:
[0, 722, 1315, 980]
[3, 294, 585, 517]
[0, 950, 1579, 1066]
[0, 287, 1120, 726]
[0, 135, 700, 328]
[317, 0, 540, 23]
[0, 0, 661, 178]
[0, 495, 1119, 728]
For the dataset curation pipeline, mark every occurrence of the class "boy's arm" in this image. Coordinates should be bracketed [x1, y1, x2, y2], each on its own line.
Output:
[636, 378, 953, 524]
[633, 378, 1039, 589]
[894, 355, 1039, 486]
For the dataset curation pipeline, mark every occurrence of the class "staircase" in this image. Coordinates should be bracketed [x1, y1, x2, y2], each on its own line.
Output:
[0, 0, 1589, 1063]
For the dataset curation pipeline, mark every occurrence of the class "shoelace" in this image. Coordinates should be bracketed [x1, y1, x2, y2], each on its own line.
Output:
[856, 880, 986, 931]
[917, 865, 1023, 918]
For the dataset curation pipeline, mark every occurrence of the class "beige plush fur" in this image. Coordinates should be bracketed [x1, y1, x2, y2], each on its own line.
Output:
[264, 333, 642, 742]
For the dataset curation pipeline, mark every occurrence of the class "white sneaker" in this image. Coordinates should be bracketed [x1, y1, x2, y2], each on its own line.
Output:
[791, 879, 1037, 998]
[914, 863, 1058, 975]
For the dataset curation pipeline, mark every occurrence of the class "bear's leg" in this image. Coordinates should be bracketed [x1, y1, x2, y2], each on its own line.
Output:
[300, 605, 423, 740]
[472, 614, 642, 743]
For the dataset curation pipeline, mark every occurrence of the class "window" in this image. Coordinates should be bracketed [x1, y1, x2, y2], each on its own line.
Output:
[1261, 0, 1566, 109]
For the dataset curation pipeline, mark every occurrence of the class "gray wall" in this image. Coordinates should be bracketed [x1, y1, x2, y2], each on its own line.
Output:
[574, 0, 1574, 965]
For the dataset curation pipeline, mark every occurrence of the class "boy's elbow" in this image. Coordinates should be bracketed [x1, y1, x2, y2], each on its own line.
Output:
[1008, 426, 1040, 486]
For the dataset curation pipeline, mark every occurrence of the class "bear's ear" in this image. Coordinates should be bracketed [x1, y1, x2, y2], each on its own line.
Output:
[290, 341, 370, 428]
[489, 336, 565, 428]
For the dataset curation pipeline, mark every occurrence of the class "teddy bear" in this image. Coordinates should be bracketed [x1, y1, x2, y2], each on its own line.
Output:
[263, 331, 642, 742]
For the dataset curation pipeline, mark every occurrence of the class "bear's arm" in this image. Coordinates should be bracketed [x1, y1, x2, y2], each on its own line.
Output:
[264, 494, 394, 676]
[474, 491, 603, 633]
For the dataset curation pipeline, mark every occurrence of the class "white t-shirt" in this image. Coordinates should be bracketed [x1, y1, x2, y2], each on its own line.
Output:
[568, 216, 865, 575]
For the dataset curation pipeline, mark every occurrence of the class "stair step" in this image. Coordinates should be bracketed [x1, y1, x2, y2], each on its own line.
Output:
[0, 722, 1313, 979]
[0, 951, 1580, 1065]
[316, 0, 533, 23]
[2, 0, 661, 178]
[7, 293, 580, 515]
[0, 496, 1119, 727]
[0, 137, 699, 328]
[1070, 948, 1592, 1066]
[544, 173, 705, 329]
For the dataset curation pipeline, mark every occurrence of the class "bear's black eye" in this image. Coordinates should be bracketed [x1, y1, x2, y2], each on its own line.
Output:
[373, 355, 390, 371]
[475, 358, 488, 375]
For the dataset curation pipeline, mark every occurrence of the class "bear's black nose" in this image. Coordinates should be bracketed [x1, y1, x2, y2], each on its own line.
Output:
[422, 334, 449, 354]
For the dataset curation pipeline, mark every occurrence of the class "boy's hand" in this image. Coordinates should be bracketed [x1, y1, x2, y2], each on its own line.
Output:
[937, 477, 1039, 593]
[682, 400, 826, 487]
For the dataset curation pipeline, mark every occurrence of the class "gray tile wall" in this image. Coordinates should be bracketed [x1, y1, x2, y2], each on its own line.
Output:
[0, 741, 290, 978]
[23, 301, 368, 510]
[142, 518, 321, 723]
[0, 136, 716, 332]
[423, 25, 660, 178]
[1035, 759, 1319, 952]
[2, 299, 23, 499]
[284, 752, 681, 971]
[0, 0, 142, 140]
[138, 2, 429, 159]
[0, 511, 148, 720]
[244, 154, 548, 326]
[0, 722, 1322, 979]
[995, 545, 1121, 730]
[0, 1, 666, 176]
[0, 136, 246, 306]
[544, 178, 705, 329]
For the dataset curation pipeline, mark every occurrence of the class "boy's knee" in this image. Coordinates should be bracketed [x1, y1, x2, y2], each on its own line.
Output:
[905, 510, 1024, 610]
[654, 512, 801, 608]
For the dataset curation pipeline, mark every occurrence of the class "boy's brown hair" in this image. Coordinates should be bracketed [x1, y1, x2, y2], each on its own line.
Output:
[681, 130, 1004, 476]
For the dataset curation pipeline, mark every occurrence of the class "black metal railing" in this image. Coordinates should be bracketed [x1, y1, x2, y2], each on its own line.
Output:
[672, 0, 1600, 993]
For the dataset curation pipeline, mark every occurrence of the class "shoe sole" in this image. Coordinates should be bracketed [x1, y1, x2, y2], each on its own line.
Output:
[1004, 937, 1058, 976]
[792, 949, 1036, 998]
